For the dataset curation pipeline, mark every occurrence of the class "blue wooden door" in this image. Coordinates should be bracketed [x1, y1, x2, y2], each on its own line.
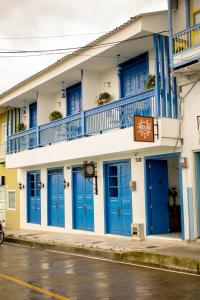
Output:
[121, 54, 148, 98]
[147, 160, 169, 235]
[29, 102, 37, 128]
[27, 171, 41, 224]
[48, 168, 65, 227]
[73, 167, 94, 231]
[67, 83, 81, 116]
[105, 161, 132, 236]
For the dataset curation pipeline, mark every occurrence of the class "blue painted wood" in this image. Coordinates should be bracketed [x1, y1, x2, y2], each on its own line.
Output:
[27, 171, 41, 224]
[105, 160, 132, 236]
[153, 34, 161, 117]
[48, 168, 65, 227]
[72, 167, 94, 231]
[195, 152, 200, 238]
[121, 53, 148, 98]
[66, 83, 81, 116]
[187, 187, 195, 240]
[146, 160, 169, 235]
[159, 35, 166, 117]
[29, 102, 37, 129]
[164, 36, 172, 118]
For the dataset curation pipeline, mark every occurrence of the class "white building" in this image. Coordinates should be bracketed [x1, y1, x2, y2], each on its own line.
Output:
[0, 10, 187, 239]
[168, 0, 200, 240]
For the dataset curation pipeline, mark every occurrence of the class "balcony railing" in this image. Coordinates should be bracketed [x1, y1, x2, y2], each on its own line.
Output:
[7, 89, 155, 154]
[172, 23, 200, 55]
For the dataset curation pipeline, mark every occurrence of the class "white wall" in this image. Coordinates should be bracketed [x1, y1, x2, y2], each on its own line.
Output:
[18, 147, 185, 239]
[38, 92, 66, 126]
[172, 0, 187, 34]
[82, 70, 101, 110]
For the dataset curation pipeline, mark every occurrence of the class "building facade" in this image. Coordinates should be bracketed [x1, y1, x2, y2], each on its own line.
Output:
[0, 111, 20, 229]
[168, 0, 200, 240]
[0, 10, 189, 239]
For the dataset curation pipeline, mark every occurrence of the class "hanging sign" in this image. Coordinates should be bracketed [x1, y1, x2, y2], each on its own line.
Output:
[134, 116, 154, 142]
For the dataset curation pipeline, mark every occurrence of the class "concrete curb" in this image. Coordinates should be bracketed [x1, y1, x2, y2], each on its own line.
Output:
[5, 236, 200, 275]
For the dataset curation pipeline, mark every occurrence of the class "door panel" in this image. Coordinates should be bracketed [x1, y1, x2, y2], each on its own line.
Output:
[29, 102, 37, 129]
[48, 169, 64, 227]
[147, 160, 169, 235]
[105, 161, 132, 236]
[27, 171, 41, 224]
[73, 167, 94, 231]
[67, 83, 81, 116]
[121, 54, 148, 98]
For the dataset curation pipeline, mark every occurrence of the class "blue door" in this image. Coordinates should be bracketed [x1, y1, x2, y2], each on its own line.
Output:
[27, 171, 41, 224]
[66, 83, 81, 116]
[48, 168, 65, 227]
[146, 160, 169, 235]
[195, 153, 200, 237]
[29, 102, 37, 128]
[121, 53, 148, 98]
[105, 161, 132, 236]
[73, 167, 94, 231]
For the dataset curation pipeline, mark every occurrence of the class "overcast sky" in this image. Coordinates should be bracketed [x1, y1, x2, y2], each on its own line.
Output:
[0, 0, 167, 93]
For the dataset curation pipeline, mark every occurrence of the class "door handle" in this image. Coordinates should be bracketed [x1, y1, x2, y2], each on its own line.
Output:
[117, 208, 120, 217]
[84, 205, 87, 215]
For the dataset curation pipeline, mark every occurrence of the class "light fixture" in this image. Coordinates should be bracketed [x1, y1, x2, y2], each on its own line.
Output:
[18, 182, 25, 190]
[180, 157, 187, 168]
[61, 81, 66, 98]
[22, 100, 26, 116]
[38, 181, 44, 189]
[63, 179, 69, 189]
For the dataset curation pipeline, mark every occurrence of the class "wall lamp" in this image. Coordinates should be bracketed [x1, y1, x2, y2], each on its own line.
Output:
[38, 181, 44, 189]
[18, 183, 25, 190]
[63, 179, 70, 189]
[61, 81, 66, 98]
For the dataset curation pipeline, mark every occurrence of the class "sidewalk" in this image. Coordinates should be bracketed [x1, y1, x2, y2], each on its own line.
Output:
[5, 229, 200, 274]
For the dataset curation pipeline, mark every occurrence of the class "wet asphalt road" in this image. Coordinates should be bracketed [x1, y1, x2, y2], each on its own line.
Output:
[0, 244, 200, 300]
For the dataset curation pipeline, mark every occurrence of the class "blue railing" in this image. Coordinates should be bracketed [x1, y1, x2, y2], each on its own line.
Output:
[7, 89, 155, 154]
[7, 128, 37, 154]
[172, 23, 200, 55]
[39, 113, 81, 146]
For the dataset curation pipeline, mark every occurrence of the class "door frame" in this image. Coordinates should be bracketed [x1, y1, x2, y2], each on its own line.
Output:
[144, 152, 184, 240]
[47, 166, 65, 227]
[103, 159, 132, 235]
[71, 165, 94, 231]
[26, 170, 41, 225]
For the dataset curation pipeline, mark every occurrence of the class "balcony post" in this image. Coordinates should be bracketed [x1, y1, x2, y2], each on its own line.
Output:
[37, 126, 40, 147]
[153, 34, 161, 118]
[117, 66, 122, 99]
[81, 111, 85, 137]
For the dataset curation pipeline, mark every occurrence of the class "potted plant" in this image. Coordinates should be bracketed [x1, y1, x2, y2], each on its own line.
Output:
[17, 123, 26, 132]
[96, 92, 112, 106]
[145, 74, 155, 90]
[49, 111, 63, 122]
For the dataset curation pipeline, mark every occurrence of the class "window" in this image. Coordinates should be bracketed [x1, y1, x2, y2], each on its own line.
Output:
[7, 191, 16, 210]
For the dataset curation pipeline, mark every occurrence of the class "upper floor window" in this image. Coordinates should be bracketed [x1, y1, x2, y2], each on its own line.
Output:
[66, 83, 81, 116]
[120, 53, 148, 98]
[29, 102, 37, 129]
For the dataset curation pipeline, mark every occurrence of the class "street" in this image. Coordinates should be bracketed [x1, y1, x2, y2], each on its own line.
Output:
[0, 243, 200, 300]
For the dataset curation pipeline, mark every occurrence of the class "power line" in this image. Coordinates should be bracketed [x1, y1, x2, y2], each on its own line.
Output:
[0, 31, 106, 40]
[0, 31, 168, 55]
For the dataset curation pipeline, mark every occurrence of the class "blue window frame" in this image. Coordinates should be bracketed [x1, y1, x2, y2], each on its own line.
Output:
[29, 102, 37, 129]
[27, 170, 41, 225]
[66, 83, 81, 116]
[120, 53, 149, 98]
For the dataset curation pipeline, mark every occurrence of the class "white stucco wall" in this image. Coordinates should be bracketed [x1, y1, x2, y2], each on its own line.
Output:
[172, 0, 187, 34]
[17, 146, 185, 239]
